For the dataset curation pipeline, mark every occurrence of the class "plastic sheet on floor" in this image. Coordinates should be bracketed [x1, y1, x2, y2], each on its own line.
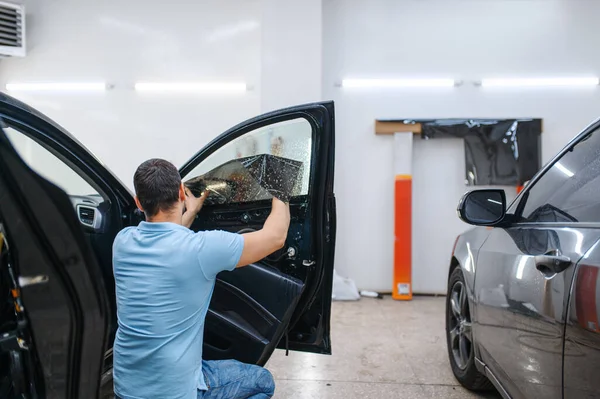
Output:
[332, 269, 360, 301]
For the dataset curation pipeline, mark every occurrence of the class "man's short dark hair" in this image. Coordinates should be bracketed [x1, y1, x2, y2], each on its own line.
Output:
[133, 159, 181, 217]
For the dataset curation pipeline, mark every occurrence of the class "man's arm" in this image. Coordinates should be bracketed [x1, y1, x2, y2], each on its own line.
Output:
[183, 187, 209, 228]
[237, 198, 290, 267]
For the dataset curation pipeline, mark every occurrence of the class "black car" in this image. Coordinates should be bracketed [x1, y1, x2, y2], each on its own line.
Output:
[0, 94, 336, 398]
[446, 118, 600, 398]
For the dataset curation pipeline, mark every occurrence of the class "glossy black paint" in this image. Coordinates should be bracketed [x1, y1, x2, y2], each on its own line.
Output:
[449, 116, 600, 398]
[458, 189, 506, 226]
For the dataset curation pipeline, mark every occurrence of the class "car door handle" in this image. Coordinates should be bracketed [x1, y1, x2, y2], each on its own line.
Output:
[534, 250, 571, 277]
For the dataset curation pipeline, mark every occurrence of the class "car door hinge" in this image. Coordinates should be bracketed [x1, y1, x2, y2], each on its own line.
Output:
[302, 260, 316, 267]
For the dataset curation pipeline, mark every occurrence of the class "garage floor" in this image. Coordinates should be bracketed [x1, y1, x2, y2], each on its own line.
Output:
[267, 296, 501, 398]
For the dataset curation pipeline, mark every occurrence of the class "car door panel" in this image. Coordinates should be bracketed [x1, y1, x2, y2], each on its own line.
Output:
[182, 102, 335, 364]
[190, 194, 317, 364]
[193, 199, 311, 280]
[212, 278, 281, 336]
[0, 127, 111, 398]
[204, 266, 304, 364]
[564, 239, 600, 398]
[206, 211, 308, 364]
[205, 280, 302, 364]
[215, 265, 304, 324]
[474, 225, 600, 399]
[204, 309, 269, 364]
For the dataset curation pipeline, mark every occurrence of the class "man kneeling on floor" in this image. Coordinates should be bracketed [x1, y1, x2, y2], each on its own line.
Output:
[113, 159, 290, 399]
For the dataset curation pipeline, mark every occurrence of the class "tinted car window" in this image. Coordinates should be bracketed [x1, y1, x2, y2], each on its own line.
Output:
[521, 127, 600, 223]
[183, 117, 312, 205]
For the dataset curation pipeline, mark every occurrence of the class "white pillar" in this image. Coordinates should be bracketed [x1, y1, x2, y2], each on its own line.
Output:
[260, 0, 322, 112]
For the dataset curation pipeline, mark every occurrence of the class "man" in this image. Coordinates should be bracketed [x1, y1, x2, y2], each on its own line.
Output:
[113, 158, 290, 399]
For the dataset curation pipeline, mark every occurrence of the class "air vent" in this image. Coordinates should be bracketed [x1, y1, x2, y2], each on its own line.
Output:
[78, 206, 96, 227]
[0, 2, 25, 57]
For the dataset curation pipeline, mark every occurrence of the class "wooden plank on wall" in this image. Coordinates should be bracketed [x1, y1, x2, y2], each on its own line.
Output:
[376, 119, 544, 135]
[375, 120, 422, 135]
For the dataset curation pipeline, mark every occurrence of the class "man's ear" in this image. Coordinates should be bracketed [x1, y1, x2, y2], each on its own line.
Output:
[134, 196, 144, 212]
[179, 183, 186, 202]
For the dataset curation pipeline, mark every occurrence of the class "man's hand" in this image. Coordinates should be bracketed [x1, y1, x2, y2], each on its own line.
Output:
[182, 188, 209, 228]
[185, 187, 209, 214]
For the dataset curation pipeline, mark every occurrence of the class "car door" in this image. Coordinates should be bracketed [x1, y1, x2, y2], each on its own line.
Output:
[0, 125, 111, 398]
[0, 94, 139, 348]
[179, 102, 336, 364]
[563, 236, 600, 397]
[0, 93, 335, 369]
[473, 120, 600, 399]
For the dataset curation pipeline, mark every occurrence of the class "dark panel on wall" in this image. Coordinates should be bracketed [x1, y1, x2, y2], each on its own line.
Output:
[380, 118, 542, 186]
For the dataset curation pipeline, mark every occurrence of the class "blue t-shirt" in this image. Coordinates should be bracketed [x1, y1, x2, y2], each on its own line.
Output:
[112, 221, 244, 399]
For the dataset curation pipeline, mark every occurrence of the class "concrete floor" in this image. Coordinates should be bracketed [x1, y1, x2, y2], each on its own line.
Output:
[266, 296, 501, 399]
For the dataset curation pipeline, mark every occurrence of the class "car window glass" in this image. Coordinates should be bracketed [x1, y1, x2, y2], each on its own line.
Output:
[183, 118, 312, 205]
[520, 127, 600, 223]
[4, 125, 100, 197]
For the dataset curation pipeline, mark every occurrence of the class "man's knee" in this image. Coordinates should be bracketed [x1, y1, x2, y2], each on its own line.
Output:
[255, 367, 275, 396]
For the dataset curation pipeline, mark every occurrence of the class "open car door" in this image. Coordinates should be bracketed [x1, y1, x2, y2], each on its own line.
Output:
[0, 124, 111, 397]
[180, 102, 336, 364]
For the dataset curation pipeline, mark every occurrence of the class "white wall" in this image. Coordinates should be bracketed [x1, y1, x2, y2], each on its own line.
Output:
[0, 0, 262, 188]
[0, 0, 324, 188]
[323, 0, 600, 293]
[260, 0, 322, 112]
[5, 0, 600, 294]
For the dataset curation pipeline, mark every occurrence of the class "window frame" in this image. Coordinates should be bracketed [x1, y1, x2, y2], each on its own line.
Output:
[507, 118, 600, 227]
[0, 98, 135, 210]
[5, 124, 104, 199]
[1, 115, 115, 201]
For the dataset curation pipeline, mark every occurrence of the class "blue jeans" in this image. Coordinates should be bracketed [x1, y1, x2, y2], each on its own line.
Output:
[198, 360, 275, 399]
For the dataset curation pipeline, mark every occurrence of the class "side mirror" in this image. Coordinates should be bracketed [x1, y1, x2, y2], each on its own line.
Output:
[458, 189, 506, 226]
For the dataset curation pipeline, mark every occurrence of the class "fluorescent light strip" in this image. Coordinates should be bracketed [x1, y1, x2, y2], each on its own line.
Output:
[555, 162, 574, 178]
[135, 82, 247, 92]
[6, 82, 107, 91]
[481, 77, 599, 87]
[342, 78, 456, 88]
